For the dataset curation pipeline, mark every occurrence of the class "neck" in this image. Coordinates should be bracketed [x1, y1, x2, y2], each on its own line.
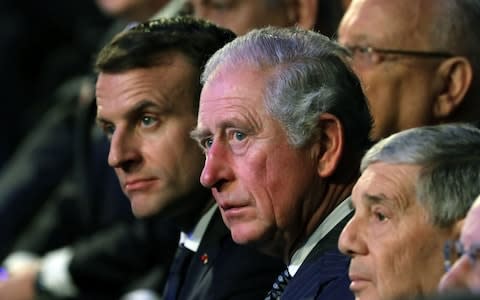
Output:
[285, 171, 358, 262]
[159, 187, 214, 233]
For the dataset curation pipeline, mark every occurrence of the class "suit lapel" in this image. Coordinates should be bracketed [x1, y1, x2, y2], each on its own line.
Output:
[281, 211, 353, 299]
[179, 210, 230, 298]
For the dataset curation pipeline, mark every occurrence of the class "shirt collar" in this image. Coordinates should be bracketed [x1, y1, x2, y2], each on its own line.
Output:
[288, 197, 352, 276]
[180, 203, 218, 253]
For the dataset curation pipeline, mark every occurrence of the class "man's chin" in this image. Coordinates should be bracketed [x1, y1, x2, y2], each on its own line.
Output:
[229, 222, 269, 245]
[130, 197, 158, 218]
[229, 223, 257, 244]
[230, 227, 282, 259]
[131, 206, 156, 218]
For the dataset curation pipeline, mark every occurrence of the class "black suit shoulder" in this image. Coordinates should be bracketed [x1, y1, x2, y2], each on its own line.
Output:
[69, 216, 180, 299]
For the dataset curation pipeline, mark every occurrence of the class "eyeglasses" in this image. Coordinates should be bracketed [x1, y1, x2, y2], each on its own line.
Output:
[344, 45, 454, 67]
[444, 240, 480, 272]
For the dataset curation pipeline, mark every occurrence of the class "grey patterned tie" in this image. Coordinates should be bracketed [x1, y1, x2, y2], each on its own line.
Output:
[265, 269, 292, 300]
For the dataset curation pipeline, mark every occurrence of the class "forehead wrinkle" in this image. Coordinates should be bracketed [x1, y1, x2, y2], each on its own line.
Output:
[345, 0, 428, 48]
[361, 164, 419, 212]
[203, 94, 264, 127]
[382, 0, 429, 48]
[131, 98, 169, 111]
[97, 72, 174, 110]
[200, 65, 272, 139]
[98, 97, 171, 123]
[362, 192, 407, 213]
[127, 98, 172, 118]
[216, 111, 262, 135]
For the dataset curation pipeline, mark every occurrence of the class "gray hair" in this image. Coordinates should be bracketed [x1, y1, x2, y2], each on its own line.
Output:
[202, 26, 372, 154]
[361, 123, 480, 228]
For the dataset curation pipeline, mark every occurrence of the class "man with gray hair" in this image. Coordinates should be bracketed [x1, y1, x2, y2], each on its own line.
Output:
[339, 123, 480, 300]
[192, 26, 372, 299]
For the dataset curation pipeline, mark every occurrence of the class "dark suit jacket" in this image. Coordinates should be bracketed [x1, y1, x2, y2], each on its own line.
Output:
[0, 77, 134, 260]
[416, 291, 480, 300]
[68, 216, 180, 299]
[281, 212, 354, 300]
[167, 210, 285, 300]
[34, 187, 212, 300]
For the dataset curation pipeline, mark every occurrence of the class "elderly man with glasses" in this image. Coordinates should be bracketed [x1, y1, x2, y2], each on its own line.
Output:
[439, 194, 480, 294]
[338, 0, 480, 141]
[338, 123, 480, 300]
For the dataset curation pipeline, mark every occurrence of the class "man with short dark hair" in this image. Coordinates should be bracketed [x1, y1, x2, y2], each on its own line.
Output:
[0, 17, 283, 300]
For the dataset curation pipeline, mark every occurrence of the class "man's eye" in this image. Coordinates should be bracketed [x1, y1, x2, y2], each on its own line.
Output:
[102, 124, 115, 138]
[374, 211, 387, 222]
[470, 245, 480, 263]
[358, 47, 369, 54]
[140, 116, 157, 127]
[202, 137, 213, 150]
[233, 131, 246, 141]
[210, 0, 233, 10]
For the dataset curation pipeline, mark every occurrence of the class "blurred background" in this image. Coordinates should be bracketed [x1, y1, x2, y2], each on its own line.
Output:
[0, 0, 112, 167]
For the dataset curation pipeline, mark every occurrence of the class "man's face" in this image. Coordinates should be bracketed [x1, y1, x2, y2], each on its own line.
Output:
[189, 0, 293, 35]
[96, 0, 142, 15]
[194, 66, 323, 254]
[338, 162, 451, 300]
[337, 0, 442, 140]
[95, 0, 167, 20]
[438, 200, 480, 293]
[96, 53, 204, 217]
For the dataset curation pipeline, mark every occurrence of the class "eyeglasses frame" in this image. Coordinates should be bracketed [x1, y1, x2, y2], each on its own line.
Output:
[444, 239, 480, 272]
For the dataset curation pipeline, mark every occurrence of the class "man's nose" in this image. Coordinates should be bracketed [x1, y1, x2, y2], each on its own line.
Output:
[108, 129, 141, 172]
[338, 215, 367, 257]
[200, 140, 233, 190]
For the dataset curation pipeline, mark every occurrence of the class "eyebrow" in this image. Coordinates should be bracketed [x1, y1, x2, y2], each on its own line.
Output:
[96, 99, 167, 125]
[190, 127, 209, 143]
[190, 118, 249, 143]
[363, 193, 404, 212]
[359, 193, 391, 209]
[364, 193, 387, 205]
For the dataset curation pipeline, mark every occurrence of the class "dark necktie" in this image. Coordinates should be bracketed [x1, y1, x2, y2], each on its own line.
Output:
[164, 244, 194, 300]
[264, 269, 292, 300]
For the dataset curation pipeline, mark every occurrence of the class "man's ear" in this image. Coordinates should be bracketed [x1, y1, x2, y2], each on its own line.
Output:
[285, 0, 318, 30]
[450, 218, 465, 240]
[433, 57, 473, 119]
[315, 113, 344, 177]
